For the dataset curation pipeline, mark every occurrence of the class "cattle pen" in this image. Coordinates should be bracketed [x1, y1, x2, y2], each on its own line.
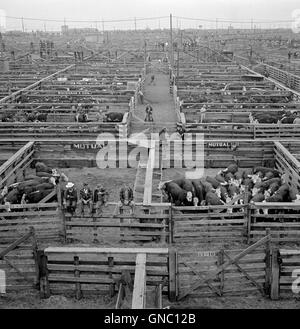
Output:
[1, 24, 300, 310]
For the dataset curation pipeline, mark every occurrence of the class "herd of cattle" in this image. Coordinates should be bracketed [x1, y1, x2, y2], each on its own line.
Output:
[250, 110, 300, 124]
[0, 162, 68, 211]
[0, 109, 124, 123]
[158, 164, 300, 213]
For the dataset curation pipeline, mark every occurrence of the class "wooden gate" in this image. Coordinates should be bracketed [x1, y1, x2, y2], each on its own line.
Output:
[0, 227, 39, 292]
[177, 234, 272, 300]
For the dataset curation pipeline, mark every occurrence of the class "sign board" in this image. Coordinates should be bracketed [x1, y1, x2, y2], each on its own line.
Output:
[207, 142, 238, 150]
[72, 143, 105, 151]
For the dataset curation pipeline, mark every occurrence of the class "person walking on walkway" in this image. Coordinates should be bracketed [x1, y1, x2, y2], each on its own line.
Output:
[145, 104, 153, 122]
[149, 74, 155, 85]
[138, 89, 144, 104]
[199, 104, 207, 123]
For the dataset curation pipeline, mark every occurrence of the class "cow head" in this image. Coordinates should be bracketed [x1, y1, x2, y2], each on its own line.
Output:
[158, 182, 166, 191]
[186, 191, 193, 203]
[215, 187, 221, 199]
[292, 194, 300, 203]
[47, 177, 55, 185]
[232, 179, 241, 188]
[249, 174, 262, 184]
[252, 186, 261, 197]
[0, 186, 8, 197]
[193, 197, 199, 206]
[264, 189, 271, 199]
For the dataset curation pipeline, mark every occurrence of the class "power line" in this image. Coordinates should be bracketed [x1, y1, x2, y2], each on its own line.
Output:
[5, 15, 169, 24]
[174, 15, 294, 24]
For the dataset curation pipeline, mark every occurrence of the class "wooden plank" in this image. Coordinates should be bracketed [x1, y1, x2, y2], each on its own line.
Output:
[38, 190, 57, 204]
[270, 249, 280, 300]
[143, 141, 155, 206]
[0, 141, 34, 176]
[132, 253, 147, 309]
[0, 228, 34, 259]
[223, 251, 265, 295]
[115, 283, 125, 309]
[45, 247, 169, 255]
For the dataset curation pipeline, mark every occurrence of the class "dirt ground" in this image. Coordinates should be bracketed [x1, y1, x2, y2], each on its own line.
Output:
[1, 291, 299, 309]
[60, 167, 137, 203]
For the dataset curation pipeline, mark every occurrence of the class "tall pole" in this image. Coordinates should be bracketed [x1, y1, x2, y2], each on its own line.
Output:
[177, 46, 179, 79]
[21, 17, 25, 33]
[134, 17, 137, 31]
[102, 18, 105, 34]
[170, 13, 173, 68]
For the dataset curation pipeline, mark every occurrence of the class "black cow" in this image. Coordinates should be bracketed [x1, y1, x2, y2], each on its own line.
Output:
[205, 176, 221, 189]
[265, 183, 290, 202]
[159, 181, 192, 206]
[222, 164, 238, 174]
[35, 161, 52, 174]
[5, 189, 21, 204]
[104, 112, 124, 122]
[253, 166, 280, 177]
[205, 191, 224, 206]
[191, 179, 204, 205]
[172, 178, 195, 195]
[24, 189, 56, 203]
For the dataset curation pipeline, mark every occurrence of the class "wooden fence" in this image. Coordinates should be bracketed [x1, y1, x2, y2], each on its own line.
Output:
[41, 247, 170, 301]
[184, 122, 300, 140]
[0, 227, 39, 292]
[0, 141, 35, 189]
[278, 249, 300, 299]
[171, 205, 247, 245]
[0, 203, 62, 244]
[274, 141, 300, 192]
[64, 210, 169, 245]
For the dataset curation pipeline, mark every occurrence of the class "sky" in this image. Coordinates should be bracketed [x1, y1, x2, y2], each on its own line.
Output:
[0, 0, 300, 31]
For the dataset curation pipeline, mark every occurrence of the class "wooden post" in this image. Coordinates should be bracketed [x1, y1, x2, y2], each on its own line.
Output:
[57, 185, 66, 243]
[264, 228, 271, 295]
[246, 202, 252, 244]
[155, 283, 163, 309]
[30, 227, 40, 289]
[39, 251, 50, 299]
[132, 253, 147, 309]
[74, 256, 82, 300]
[270, 248, 280, 300]
[168, 206, 173, 245]
[168, 249, 177, 302]
[108, 256, 115, 297]
[218, 249, 225, 295]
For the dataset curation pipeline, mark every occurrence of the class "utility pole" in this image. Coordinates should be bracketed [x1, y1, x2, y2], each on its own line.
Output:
[134, 17, 137, 31]
[177, 46, 180, 79]
[170, 13, 173, 68]
[44, 22, 46, 33]
[102, 18, 105, 34]
[21, 17, 25, 33]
